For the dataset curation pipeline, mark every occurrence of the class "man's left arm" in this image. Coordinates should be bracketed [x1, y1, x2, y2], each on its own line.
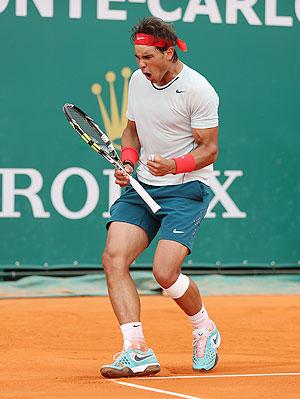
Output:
[190, 126, 218, 169]
[147, 126, 218, 176]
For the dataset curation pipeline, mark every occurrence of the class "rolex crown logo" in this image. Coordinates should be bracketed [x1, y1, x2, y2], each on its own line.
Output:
[91, 67, 132, 150]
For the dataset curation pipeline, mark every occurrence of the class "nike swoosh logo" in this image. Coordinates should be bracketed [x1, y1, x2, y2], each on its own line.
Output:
[173, 228, 184, 234]
[134, 353, 154, 362]
[176, 89, 185, 93]
[211, 334, 218, 348]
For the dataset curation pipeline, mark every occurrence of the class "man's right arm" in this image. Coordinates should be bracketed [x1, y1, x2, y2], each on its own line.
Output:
[114, 119, 140, 187]
[122, 119, 140, 150]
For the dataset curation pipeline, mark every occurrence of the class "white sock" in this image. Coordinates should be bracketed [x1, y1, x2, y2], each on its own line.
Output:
[120, 322, 145, 348]
[188, 305, 214, 331]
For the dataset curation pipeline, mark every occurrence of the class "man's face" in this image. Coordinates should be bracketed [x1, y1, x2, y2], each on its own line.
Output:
[134, 45, 172, 84]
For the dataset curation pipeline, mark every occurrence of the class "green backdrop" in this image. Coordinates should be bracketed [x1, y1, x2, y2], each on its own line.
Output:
[0, 1, 299, 268]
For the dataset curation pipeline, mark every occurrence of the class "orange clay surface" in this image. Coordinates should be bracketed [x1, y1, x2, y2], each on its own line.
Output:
[0, 295, 300, 399]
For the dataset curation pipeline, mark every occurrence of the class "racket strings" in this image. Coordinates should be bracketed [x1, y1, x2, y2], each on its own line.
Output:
[68, 108, 108, 150]
[65, 104, 125, 166]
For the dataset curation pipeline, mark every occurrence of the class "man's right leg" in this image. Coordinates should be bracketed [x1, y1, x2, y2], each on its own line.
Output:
[102, 221, 147, 326]
[100, 221, 160, 378]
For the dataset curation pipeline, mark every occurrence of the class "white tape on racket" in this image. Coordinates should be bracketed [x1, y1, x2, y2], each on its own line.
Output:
[128, 176, 161, 213]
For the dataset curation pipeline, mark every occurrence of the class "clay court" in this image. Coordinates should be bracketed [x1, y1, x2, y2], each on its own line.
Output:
[1, 294, 299, 398]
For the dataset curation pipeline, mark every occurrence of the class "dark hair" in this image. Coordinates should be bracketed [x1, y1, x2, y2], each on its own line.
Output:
[131, 17, 178, 62]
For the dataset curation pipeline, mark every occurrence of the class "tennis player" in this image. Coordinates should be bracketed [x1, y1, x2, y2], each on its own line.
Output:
[100, 17, 220, 378]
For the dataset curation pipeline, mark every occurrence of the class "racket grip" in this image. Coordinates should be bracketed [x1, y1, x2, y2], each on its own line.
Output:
[129, 176, 161, 214]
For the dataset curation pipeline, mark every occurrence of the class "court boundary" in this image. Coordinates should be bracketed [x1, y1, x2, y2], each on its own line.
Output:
[112, 380, 203, 399]
[130, 371, 300, 380]
[111, 373, 300, 399]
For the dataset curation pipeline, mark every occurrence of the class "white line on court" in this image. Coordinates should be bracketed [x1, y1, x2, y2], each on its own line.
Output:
[112, 380, 203, 399]
[132, 372, 300, 380]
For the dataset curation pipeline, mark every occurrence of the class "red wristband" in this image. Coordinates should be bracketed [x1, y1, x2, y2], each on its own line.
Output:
[172, 154, 196, 174]
[121, 146, 139, 167]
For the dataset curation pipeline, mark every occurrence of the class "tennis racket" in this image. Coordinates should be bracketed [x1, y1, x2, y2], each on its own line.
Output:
[62, 103, 161, 214]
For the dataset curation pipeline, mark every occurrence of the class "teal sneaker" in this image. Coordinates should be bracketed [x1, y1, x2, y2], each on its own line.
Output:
[100, 348, 160, 378]
[192, 323, 221, 371]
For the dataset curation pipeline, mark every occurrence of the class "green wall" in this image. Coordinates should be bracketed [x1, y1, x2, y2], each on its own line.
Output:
[0, 1, 299, 267]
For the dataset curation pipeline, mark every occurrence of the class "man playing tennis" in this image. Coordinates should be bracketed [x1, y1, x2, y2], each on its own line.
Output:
[100, 17, 220, 378]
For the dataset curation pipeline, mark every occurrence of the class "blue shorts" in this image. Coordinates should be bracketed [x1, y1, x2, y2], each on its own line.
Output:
[107, 179, 211, 254]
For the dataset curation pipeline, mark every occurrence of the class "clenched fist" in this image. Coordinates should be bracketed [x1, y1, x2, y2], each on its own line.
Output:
[147, 154, 176, 176]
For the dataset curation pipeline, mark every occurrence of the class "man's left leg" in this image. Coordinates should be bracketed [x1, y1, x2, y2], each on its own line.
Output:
[152, 240, 221, 371]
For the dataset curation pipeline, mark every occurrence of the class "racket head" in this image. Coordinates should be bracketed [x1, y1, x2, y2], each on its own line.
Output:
[63, 103, 120, 162]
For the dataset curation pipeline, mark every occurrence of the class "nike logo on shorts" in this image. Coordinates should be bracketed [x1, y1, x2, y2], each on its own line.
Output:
[176, 89, 185, 93]
[173, 228, 185, 234]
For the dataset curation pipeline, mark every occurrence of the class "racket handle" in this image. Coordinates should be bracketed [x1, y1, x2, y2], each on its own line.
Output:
[129, 176, 161, 214]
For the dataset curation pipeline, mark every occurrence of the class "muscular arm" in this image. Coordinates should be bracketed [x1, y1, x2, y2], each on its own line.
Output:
[121, 119, 140, 151]
[190, 126, 218, 169]
[115, 119, 140, 186]
[147, 126, 218, 176]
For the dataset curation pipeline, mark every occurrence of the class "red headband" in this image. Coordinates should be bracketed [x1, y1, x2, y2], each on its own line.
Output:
[134, 33, 187, 52]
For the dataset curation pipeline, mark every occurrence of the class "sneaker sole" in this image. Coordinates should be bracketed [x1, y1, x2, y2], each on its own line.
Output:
[100, 364, 161, 379]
